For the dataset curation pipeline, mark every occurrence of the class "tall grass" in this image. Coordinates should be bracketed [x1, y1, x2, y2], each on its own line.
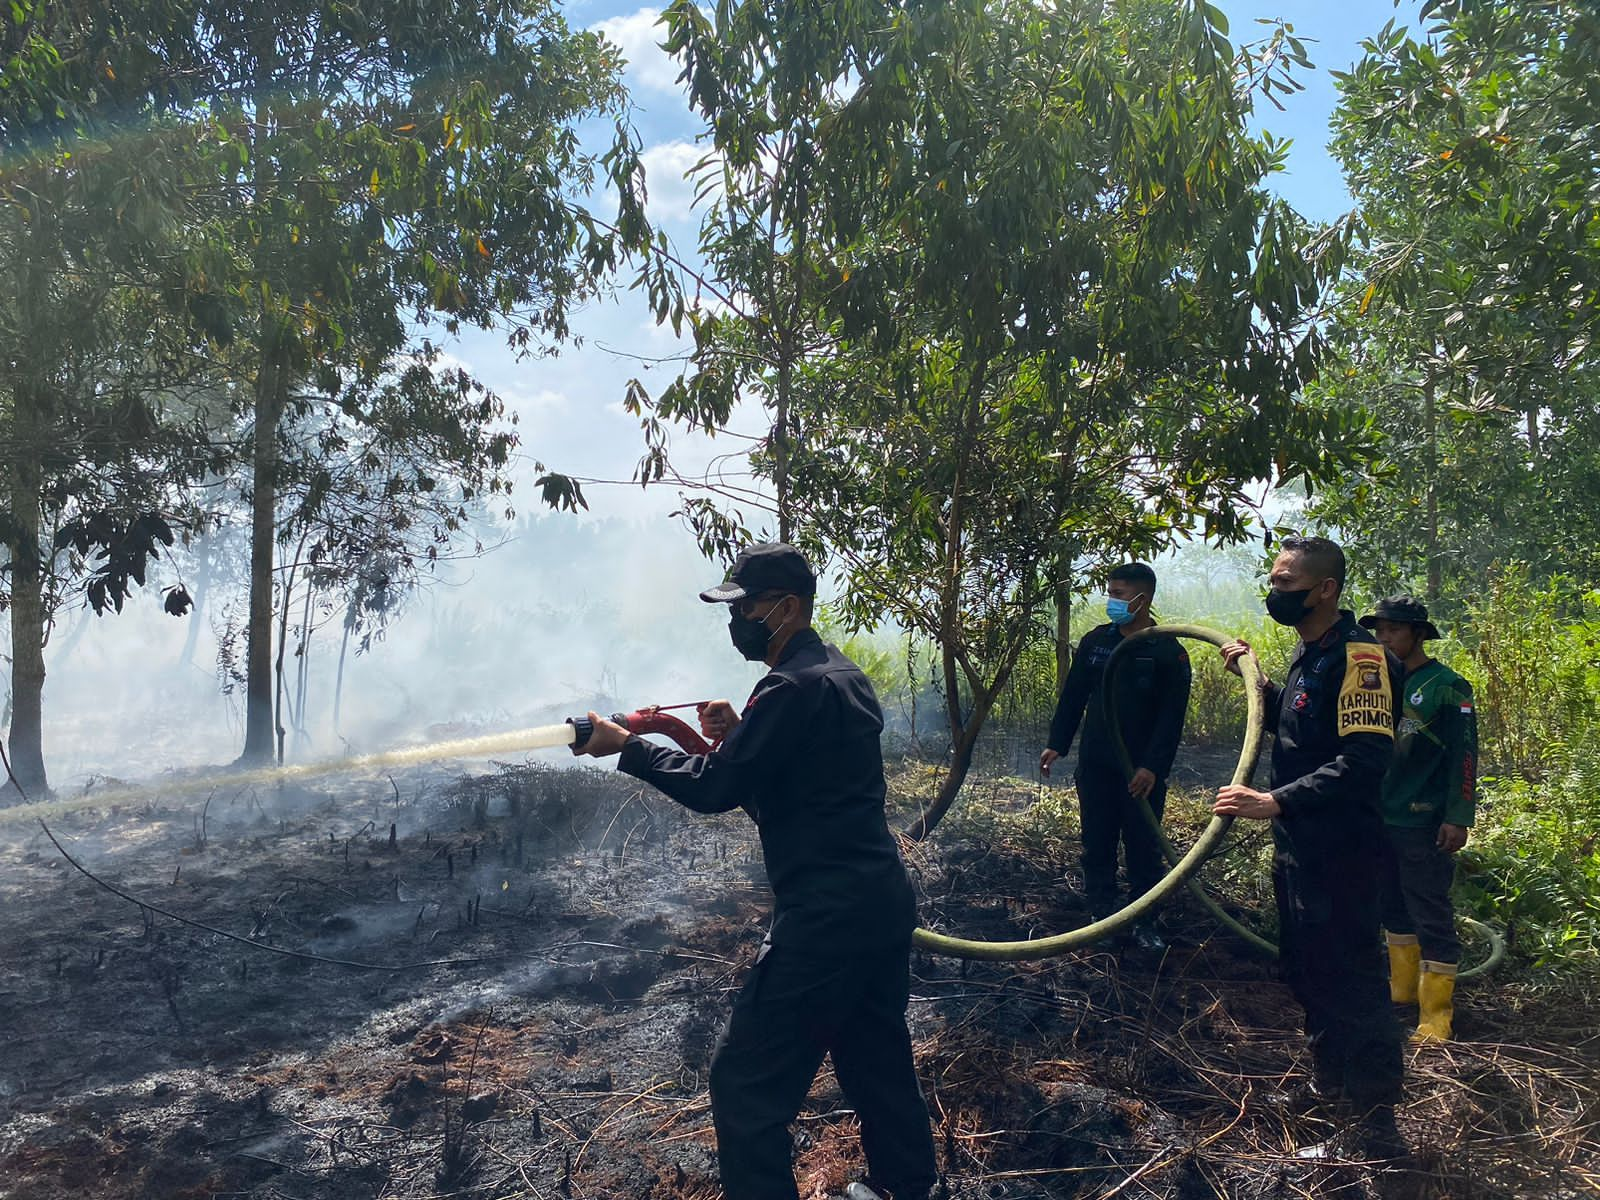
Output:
[1444, 568, 1600, 977]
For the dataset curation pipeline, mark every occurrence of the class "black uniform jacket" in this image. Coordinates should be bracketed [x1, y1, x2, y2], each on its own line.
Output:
[1047, 622, 1192, 779]
[618, 628, 916, 952]
[1264, 610, 1400, 862]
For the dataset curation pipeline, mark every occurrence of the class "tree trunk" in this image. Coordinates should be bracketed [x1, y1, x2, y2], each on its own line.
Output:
[771, 127, 806, 545]
[293, 576, 315, 751]
[903, 684, 1002, 841]
[3, 382, 49, 797]
[332, 614, 353, 742]
[239, 334, 284, 764]
[774, 349, 791, 542]
[273, 541, 303, 765]
[1424, 377, 1441, 602]
[1053, 561, 1074, 691]
[178, 535, 211, 668]
[902, 363, 990, 839]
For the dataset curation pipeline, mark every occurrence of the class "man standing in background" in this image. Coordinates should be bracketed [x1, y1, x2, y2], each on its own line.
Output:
[1363, 595, 1477, 1043]
[1041, 562, 1191, 951]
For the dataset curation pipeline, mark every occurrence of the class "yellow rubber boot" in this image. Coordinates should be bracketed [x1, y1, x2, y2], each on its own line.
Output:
[1386, 934, 1421, 1004]
[1413, 963, 1457, 1043]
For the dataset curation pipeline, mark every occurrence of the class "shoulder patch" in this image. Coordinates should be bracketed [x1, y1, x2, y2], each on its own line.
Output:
[1338, 644, 1393, 737]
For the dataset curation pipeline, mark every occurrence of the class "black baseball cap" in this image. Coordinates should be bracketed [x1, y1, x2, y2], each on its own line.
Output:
[1359, 594, 1442, 641]
[699, 542, 817, 603]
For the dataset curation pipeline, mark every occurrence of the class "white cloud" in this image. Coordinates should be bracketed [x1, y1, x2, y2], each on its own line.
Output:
[592, 7, 684, 97]
[638, 139, 715, 226]
[424, 349, 472, 376]
[503, 385, 570, 417]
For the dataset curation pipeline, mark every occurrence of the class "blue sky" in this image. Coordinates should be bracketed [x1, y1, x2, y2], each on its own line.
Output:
[451, 0, 1425, 532]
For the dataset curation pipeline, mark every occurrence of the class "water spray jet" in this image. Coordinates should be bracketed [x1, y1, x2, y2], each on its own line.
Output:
[0, 721, 580, 826]
[0, 702, 720, 827]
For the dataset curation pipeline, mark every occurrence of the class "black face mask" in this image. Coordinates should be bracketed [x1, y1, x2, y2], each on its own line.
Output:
[728, 602, 785, 661]
[1264, 586, 1314, 627]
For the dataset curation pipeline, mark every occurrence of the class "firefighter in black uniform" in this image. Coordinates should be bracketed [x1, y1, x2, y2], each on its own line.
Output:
[1215, 536, 1407, 1162]
[574, 543, 938, 1200]
[1040, 562, 1191, 950]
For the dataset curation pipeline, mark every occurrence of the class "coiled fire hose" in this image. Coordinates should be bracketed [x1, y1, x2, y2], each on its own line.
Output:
[1097, 624, 1503, 980]
[568, 674, 1502, 975]
[909, 627, 1268, 961]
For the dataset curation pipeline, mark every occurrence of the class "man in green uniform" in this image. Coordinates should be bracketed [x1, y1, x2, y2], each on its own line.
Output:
[1361, 595, 1477, 1043]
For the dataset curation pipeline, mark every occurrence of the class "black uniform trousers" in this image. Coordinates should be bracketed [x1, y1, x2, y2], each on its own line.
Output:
[1272, 840, 1403, 1108]
[709, 941, 938, 1200]
[1076, 762, 1167, 916]
[1379, 825, 1461, 964]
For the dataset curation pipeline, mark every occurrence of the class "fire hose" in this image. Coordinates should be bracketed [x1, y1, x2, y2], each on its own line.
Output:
[573, 679, 1268, 962]
[568, 706, 716, 756]
[907, 627, 1268, 961]
[1096, 625, 1502, 980]
[578, 633, 1502, 977]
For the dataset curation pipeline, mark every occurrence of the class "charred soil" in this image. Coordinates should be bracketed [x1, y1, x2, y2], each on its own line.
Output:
[0, 757, 1593, 1199]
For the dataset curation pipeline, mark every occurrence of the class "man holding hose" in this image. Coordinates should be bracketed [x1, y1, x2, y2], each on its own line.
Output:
[1214, 535, 1407, 1164]
[573, 542, 938, 1200]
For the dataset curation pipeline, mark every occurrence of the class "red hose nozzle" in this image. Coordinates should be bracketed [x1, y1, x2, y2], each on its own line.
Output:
[567, 705, 714, 755]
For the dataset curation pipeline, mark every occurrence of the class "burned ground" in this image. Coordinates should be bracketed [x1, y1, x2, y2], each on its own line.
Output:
[0, 757, 1594, 1199]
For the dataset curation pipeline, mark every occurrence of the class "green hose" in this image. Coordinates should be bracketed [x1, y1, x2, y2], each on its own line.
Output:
[1100, 624, 1503, 982]
[1101, 625, 1278, 958]
[911, 621, 1505, 979]
[910, 626, 1267, 961]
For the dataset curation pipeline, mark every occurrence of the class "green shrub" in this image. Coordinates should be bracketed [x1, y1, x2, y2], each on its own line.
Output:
[1458, 769, 1600, 979]
[1451, 567, 1600, 781]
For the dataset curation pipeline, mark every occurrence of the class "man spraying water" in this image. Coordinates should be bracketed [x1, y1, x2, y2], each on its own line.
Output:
[572, 542, 938, 1200]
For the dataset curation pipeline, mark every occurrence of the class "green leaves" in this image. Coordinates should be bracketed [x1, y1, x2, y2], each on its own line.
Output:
[649, 0, 1364, 832]
[1314, 0, 1600, 606]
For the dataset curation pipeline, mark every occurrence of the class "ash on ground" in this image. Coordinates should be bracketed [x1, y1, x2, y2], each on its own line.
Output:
[0, 758, 1591, 1199]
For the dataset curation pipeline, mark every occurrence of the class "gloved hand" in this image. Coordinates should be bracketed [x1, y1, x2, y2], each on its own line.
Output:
[571, 711, 630, 757]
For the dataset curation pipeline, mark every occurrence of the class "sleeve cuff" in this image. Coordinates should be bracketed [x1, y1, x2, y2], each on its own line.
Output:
[617, 735, 653, 778]
[1269, 786, 1294, 818]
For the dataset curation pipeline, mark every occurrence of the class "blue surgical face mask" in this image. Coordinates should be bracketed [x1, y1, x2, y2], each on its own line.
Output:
[1106, 596, 1138, 626]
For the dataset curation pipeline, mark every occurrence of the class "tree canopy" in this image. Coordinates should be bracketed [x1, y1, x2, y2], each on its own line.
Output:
[1307, 0, 1600, 606]
[638, 0, 1374, 833]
